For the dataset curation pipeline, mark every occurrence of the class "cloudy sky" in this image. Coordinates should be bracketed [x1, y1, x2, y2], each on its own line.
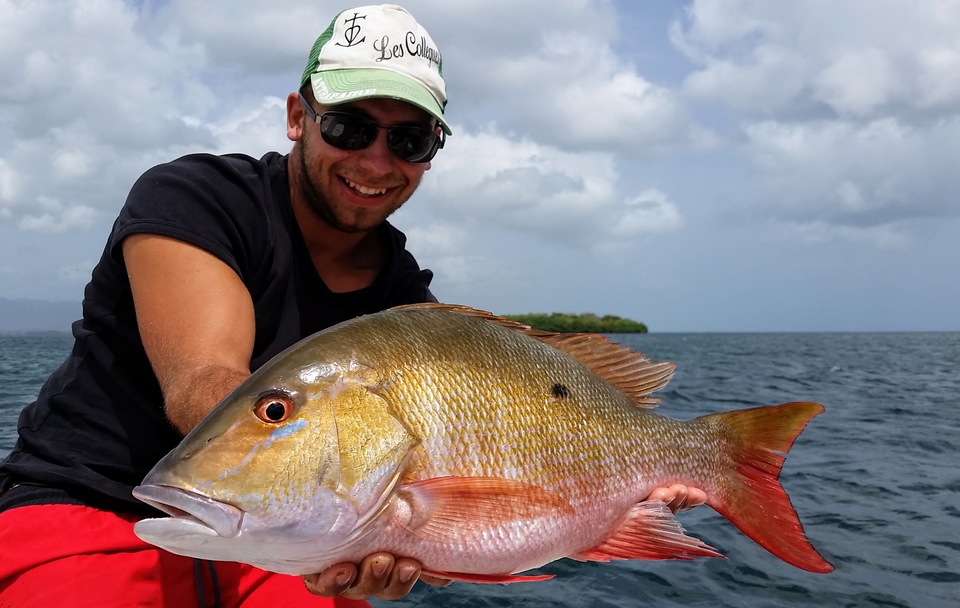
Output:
[1, 0, 957, 331]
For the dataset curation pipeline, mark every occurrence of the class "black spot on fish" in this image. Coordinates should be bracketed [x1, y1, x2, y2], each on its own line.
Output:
[552, 383, 570, 399]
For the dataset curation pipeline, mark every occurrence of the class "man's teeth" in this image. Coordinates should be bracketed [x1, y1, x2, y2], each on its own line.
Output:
[345, 178, 387, 196]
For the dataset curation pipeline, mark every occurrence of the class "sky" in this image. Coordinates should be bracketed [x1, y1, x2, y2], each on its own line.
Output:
[1, 0, 958, 332]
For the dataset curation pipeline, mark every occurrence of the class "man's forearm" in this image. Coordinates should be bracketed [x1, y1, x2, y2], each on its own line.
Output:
[163, 364, 251, 435]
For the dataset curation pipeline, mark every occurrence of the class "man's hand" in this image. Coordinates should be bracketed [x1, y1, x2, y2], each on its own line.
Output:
[302, 553, 451, 601]
[648, 483, 708, 513]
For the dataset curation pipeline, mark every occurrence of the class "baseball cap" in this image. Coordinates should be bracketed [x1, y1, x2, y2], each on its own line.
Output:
[300, 4, 451, 135]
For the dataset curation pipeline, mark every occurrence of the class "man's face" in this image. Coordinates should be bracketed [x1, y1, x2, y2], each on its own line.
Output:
[294, 97, 435, 234]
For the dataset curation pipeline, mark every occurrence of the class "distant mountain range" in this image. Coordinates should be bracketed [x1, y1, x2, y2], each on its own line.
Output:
[0, 298, 80, 333]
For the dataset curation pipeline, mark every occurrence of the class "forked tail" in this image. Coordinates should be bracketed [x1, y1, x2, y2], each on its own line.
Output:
[703, 401, 834, 573]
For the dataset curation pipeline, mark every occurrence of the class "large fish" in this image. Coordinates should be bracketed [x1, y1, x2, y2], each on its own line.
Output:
[133, 303, 833, 582]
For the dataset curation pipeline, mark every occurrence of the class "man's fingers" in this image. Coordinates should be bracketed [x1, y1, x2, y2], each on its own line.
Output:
[302, 563, 357, 597]
[649, 484, 707, 513]
[680, 485, 707, 511]
[419, 572, 454, 588]
[373, 557, 422, 601]
[303, 554, 431, 601]
[339, 553, 396, 600]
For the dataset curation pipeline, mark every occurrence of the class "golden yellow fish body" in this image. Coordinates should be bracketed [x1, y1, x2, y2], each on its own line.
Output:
[134, 304, 832, 581]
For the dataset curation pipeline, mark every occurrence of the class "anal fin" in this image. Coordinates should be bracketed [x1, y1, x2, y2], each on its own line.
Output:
[422, 568, 554, 584]
[570, 500, 723, 562]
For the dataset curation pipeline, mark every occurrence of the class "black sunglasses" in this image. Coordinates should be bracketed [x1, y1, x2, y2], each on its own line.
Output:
[299, 93, 444, 163]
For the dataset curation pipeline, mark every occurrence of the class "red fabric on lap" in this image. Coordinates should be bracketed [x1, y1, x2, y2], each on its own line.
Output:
[0, 504, 369, 608]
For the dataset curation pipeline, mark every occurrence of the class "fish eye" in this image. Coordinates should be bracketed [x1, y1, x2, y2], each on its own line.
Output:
[253, 393, 295, 424]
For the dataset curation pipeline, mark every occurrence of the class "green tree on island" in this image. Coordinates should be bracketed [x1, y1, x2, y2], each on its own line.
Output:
[504, 313, 648, 333]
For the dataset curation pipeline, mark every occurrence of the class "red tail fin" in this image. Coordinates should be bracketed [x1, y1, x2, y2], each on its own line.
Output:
[704, 401, 834, 573]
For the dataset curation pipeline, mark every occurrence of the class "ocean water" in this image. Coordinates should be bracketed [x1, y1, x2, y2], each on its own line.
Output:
[1, 331, 958, 607]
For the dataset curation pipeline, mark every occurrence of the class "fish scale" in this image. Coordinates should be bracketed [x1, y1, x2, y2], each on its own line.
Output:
[133, 303, 834, 582]
[381, 319, 639, 487]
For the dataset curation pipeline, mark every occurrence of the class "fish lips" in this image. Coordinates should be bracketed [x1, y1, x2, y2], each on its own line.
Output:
[133, 484, 244, 539]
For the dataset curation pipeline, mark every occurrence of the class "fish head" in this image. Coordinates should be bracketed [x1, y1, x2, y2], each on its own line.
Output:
[133, 340, 419, 574]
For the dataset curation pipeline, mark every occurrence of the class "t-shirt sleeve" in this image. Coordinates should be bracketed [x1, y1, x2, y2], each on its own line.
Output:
[108, 154, 265, 280]
[379, 226, 437, 306]
[393, 251, 437, 304]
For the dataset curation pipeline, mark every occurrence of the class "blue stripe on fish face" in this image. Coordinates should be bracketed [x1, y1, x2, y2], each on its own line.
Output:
[264, 419, 308, 447]
[215, 419, 311, 482]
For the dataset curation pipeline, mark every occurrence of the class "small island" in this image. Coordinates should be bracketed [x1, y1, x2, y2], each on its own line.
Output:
[504, 312, 648, 333]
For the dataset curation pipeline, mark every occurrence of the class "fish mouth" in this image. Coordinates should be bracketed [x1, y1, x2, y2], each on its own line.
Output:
[133, 484, 243, 538]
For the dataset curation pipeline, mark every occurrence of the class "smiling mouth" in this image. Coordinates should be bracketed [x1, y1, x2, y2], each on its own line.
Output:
[343, 177, 388, 196]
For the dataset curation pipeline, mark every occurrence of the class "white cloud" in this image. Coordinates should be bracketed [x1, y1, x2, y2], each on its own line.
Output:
[611, 189, 684, 237]
[671, 0, 960, 118]
[151, 0, 323, 73]
[207, 97, 291, 156]
[423, 128, 684, 249]
[0, 159, 19, 205]
[680, 44, 808, 112]
[741, 116, 960, 226]
[812, 48, 905, 117]
[771, 220, 909, 250]
[665, 0, 960, 242]
[917, 46, 960, 109]
[486, 31, 693, 150]
[0, 0, 302, 234]
[405, 221, 468, 258]
[835, 181, 866, 212]
[18, 198, 96, 234]
[402, 221, 494, 288]
[0, 1, 203, 229]
[52, 149, 94, 180]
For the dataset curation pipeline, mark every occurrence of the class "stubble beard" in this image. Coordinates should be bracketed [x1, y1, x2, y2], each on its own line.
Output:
[296, 145, 409, 234]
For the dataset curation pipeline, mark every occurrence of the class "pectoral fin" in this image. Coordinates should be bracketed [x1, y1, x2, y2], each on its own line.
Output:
[570, 500, 722, 562]
[398, 476, 574, 542]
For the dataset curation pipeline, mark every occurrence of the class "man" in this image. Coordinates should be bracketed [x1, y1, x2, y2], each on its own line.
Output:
[0, 4, 703, 607]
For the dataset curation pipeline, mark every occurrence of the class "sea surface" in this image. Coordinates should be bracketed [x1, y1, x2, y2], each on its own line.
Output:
[1, 331, 958, 607]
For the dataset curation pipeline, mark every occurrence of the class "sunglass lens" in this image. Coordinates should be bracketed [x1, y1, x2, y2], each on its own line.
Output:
[319, 114, 376, 150]
[389, 128, 439, 163]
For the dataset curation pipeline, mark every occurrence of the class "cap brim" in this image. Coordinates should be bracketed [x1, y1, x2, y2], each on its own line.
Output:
[310, 69, 452, 135]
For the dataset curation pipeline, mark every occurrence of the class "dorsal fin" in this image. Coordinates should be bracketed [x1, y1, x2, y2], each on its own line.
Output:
[388, 303, 675, 408]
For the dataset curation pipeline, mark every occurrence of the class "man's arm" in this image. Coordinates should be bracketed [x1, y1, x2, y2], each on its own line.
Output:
[124, 233, 430, 599]
[123, 233, 255, 434]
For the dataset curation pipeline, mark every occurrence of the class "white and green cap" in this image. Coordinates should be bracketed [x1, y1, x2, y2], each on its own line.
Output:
[301, 4, 451, 135]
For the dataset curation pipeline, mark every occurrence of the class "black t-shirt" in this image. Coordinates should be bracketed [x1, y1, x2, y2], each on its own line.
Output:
[0, 152, 435, 515]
